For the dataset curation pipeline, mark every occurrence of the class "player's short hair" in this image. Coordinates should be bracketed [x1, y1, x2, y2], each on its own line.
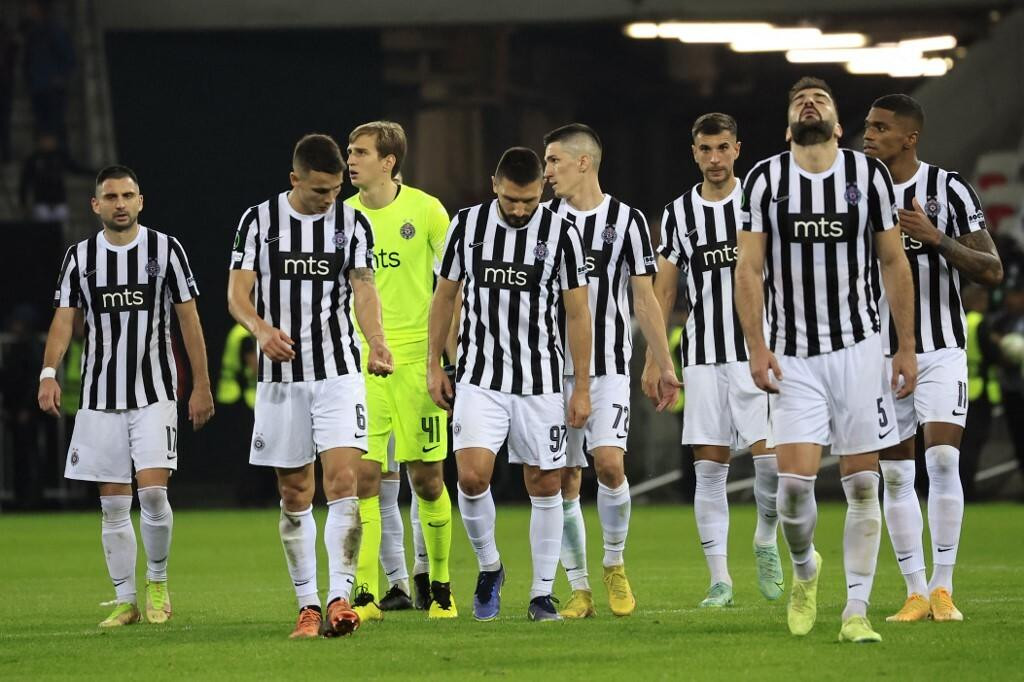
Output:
[95, 165, 140, 191]
[349, 121, 407, 178]
[691, 113, 738, 141]
[788, 76, 835, 104]
[293, 133, 345, 175]
[543, 123, 603, 169]
[871, 94, 925, 132]
[494, 147, 543, 186]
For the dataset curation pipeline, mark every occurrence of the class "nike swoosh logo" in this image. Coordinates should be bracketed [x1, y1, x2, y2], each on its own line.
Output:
[293, 579, 311, 587]
[771, 195, 789, 204]
[848, 583, 862, 589]
[701, 540, 714, 546]
[152, 556, 168, 564]
[264, 236, 280, 244]
[615, 432, 628, 439]
[427, 520, 449, 528]
[897, 555, 912, 562]
[469, 241, 485, 249]
[422, 445, 440, 453]
[765, 513, 778, 519]
[552, 454, 564, 461]
[541, 578, 554, 582]
[166, 454, 177, 460]
[878, 427, 895, 439]
[937, 546, 955, 553]
[354, 433, 366, 438]
[112, 577, 129, 587]
[386, 568, 400, 576]
[952, 409, 966, 416]
[82, 269, 96, 278]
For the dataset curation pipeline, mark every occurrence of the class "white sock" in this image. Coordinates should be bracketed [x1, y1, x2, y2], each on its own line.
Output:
[529, 493, 563, 599]
[880, 460, 927, 596]
[279, 503, 320, 609]
[597, 479, 631, 567]
[777, 474, 818, 580]
[752, 454, 780, 546]
[325, 497, 360, 604]
[926, 445, 964, 594]
[100, 495, 137, 604]
[409, 474, 429, 576]
[841, 471, 881, 618]
[458, 485, 500, 571]
[378, 478, 408, 586]
[560, 495, 590, 590]
[694, 460, 731, 586]
[138, 486, 173, 582]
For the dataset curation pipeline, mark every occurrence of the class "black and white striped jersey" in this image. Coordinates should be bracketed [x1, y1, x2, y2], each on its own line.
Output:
[53, 226, 198, 410]
[878, 163, 986, 354]
[658, 180, 747, 366]
[230, 192, 374, 382]
[438, 200, 589, 395]
[742, 149, 898, 357]
[545, 194, 657, 376]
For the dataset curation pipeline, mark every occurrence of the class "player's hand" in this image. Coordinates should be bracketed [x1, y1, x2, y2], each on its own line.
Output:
[188, 385, 215, 430]
[654, 369, 683, 412]
[749, 346, 782, 394]
[38, 377, 61, 417]
[641, 358, 661, 405]
[255, 322, 295, 362]
[427, 363, 453, 416]
[891, 348, 917, 399]
[897, 198, 942, 247]
[366, 339, 394, 377]
[567, 384, 591, 429]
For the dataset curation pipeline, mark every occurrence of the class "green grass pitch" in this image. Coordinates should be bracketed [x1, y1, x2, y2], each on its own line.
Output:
[1, 503, 1022, 680]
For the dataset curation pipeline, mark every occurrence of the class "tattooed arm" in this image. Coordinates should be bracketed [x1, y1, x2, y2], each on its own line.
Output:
[349, 266, 393, 376]
[938, 230, 1004, 288]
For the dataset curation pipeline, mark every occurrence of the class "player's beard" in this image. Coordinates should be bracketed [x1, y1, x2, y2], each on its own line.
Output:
[499, 205, 536, 228]
[790, 119, 835, 146]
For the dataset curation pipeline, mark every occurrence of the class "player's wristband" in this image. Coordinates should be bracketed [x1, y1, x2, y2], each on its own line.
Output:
[39, 367, 57, 382]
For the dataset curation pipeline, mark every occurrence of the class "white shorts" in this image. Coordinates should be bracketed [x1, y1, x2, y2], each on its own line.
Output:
[564, 374, 631, 468]
[769, 334, 899, 456]
[681, 361, 769, 449]
[65, 400, 178, 484]
[250, 374, 368, 468]
[452, 383, 567, 470]
[886, 347, 969, 442]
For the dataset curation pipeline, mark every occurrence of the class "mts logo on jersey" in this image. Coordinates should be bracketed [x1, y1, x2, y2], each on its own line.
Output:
[584, 249, 610, 274]
[372, 249, 401, 269]
[784, 213, 856, 244]
[94, 285, 154, 312]
[273, 251, 345, 280]
[691, 240, 738, 272]
[900, 231, 928, 254]
[477, 259, 540, 290]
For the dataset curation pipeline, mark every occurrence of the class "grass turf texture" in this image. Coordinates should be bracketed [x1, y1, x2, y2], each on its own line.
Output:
[1, 503, 1022, 681]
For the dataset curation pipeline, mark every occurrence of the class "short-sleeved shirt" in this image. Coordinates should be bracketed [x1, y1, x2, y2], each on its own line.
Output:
[741, 149, 898, 357]
[545, 194, 657, 377]
[345, 184, 449, 364]
[438, 200, 588, 395]
[230, 192, 373, 382]
[54, 225, 198, 410]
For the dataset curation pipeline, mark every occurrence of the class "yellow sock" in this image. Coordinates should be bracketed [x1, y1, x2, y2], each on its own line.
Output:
[356, 496, 382, 597]
[417, 487, 451, 584]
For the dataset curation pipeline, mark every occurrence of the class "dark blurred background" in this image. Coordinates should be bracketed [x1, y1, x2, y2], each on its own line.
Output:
[1, 0, 1022, 509]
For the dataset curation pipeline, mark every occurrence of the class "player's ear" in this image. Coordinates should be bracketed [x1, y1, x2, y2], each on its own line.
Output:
[289, 171, 299, 188]
[906, 130, 919, 150]
[138, 193, 143, 212]
[491, 175, 499, 195]
[784, 127, 792, 143]
[834, 122, 844, 140]
[734, 140, 741, 159]
[91, 196, 100, 216]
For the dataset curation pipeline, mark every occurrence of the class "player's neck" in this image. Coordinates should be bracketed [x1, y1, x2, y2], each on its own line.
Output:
[887, 154, 920, 185]
[103, 222, 140, 246]
[358, 179, 400, 210]
[791, 140, 838, 174]
[565, 181, 604, 212]
[700, 176, 737, 202]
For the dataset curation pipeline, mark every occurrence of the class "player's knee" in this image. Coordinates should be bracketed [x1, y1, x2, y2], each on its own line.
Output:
[457, 469, 489, 496]
[777, 476, 813, 517]
[843, 472, 879, 504]
[411, 471, 444, 500]
[278, 481, 313, 509]
[925, 445, 959, 475]
[324, 468, 358, 499]
[524, 468, 561, 497]
[594, 459, 625, 488]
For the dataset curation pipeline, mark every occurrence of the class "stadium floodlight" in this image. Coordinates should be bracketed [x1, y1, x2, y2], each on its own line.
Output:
[898, 35, 957, 51]
[731, 30, 868, 52]
[664, 22, 775, 43]
[846, 56, 950, 77]
[624, 22, 660, 39]
[786, 45, 921, 64]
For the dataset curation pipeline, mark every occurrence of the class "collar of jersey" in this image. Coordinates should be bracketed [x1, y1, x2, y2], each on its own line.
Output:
[692, 179, 741, 207]
[560, 193, 610, 217]
[490, 199, 540, 230]
[98, 224, 146, 252]
[791, 148, 844, 181]
[282, 191, 335, 221]
[892, 161, 928, 192]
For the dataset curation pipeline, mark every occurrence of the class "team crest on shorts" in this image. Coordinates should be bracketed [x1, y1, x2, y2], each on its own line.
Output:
[844, 183, 862, 205]
[534, 242, 549, 260]
[453, 421, 462, 436]
[145, 258, 161, 277]
[601, 225, 617, 244]
[925, 196, 940, 218]
[400, 221, 416, 239]
[254, 435, 266, 451]
[70, 449, 79, 466]
[333, 230, 347, 249]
